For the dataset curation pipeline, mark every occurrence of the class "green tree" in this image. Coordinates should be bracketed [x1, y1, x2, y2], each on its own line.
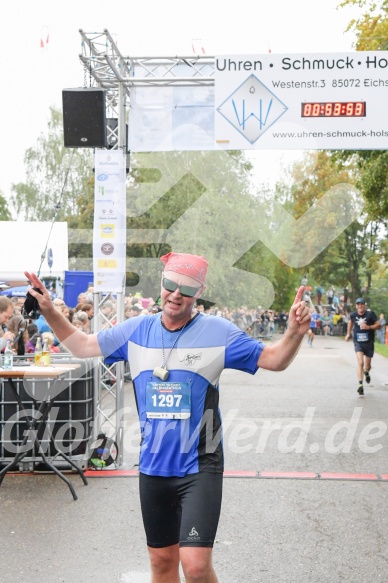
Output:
[369, 261, 388, 315]
[338, 0, 388, 220]
[11, 110, 274, 308]
[283, 151, 377, 301]
[66, 174, 95, 263]
[335, 1, 388, 301]
[334, 149, 388, 224]
[11, 107, 93, 222]
[340, 0, 388, 50]
[126, 150, 275, 306]
[0, 191, 11, 220]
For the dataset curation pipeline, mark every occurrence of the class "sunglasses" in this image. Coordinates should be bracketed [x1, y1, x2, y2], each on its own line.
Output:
[162, 277, 202, 298]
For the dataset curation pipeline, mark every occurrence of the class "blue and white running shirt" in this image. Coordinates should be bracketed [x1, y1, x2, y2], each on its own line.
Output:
[98, 313, 264, 477]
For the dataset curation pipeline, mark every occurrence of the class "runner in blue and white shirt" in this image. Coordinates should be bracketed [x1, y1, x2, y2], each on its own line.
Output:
[25, 254, 311, 583]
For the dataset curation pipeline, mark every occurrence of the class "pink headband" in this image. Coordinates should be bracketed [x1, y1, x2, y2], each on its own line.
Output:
[160, 252, 208, 285]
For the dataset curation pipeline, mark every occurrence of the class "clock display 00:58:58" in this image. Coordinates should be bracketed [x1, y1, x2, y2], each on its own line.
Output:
[301, 102, 366, 117]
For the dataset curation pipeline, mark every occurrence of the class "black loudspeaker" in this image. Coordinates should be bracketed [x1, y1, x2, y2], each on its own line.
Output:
[62, 88, 107, 148]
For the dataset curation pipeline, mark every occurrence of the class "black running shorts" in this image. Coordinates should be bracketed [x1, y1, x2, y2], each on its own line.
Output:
[353, 341, 374, 358]
[139, 471, 223, 548]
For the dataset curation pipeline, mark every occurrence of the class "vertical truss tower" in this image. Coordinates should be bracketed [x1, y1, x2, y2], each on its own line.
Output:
[78, 29, 215, 465]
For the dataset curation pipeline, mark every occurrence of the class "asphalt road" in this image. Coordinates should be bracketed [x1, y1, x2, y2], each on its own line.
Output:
[1, 335, 388, 582]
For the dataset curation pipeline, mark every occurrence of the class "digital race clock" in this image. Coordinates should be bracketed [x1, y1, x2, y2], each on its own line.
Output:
[301, 102, 366, 118]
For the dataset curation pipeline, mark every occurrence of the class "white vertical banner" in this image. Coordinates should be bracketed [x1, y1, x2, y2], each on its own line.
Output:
[93, 149, 127, 292]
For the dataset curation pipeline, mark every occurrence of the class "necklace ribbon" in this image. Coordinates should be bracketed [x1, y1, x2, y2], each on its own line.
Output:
[153, 318, 188, 381]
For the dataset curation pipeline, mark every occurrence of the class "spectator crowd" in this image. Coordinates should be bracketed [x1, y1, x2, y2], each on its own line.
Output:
[1, 282, 386, 358]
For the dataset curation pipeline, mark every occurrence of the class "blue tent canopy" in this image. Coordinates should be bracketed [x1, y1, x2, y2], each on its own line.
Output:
[0, 285, 28, 297]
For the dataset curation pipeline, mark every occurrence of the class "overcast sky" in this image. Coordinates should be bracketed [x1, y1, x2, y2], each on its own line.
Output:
[0, 0, 361, 201]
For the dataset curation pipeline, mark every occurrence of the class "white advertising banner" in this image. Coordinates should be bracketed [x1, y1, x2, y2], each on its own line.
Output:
[128, 85, 215, 152]
[215, 52, 388, 150]
[93, 149, 127, 292]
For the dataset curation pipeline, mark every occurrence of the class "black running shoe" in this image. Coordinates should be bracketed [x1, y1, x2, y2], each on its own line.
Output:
[364, 370, 371, 384]
[358, 385, 364, 396]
